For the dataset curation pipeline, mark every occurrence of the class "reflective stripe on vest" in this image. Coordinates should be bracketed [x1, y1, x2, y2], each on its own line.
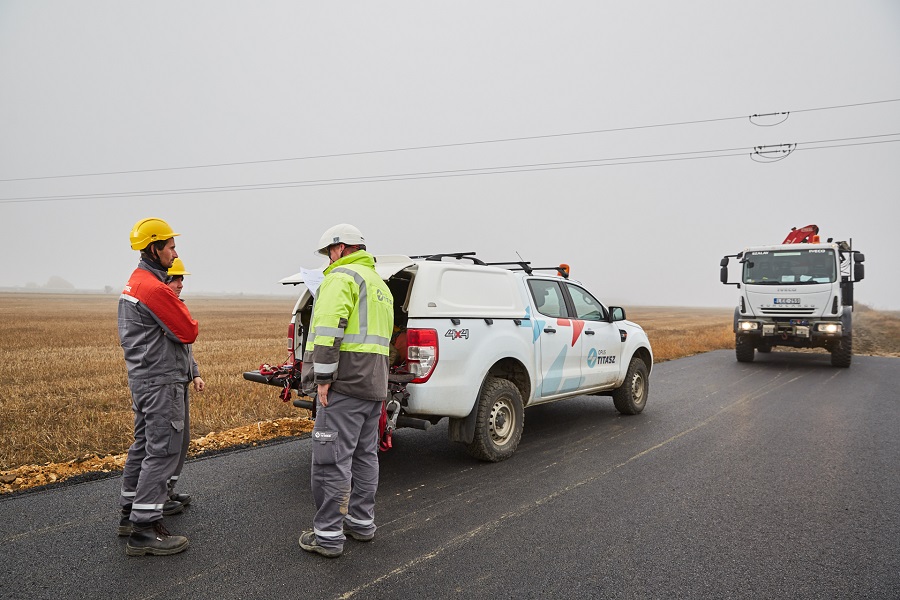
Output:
[309, 266, 390, 352]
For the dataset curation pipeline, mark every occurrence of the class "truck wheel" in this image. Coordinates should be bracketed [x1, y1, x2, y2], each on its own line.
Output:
[465, 377, 524, 462]
[735, 335, 755, 363]
[830, 333, 852, 368]
[612, 357, 649, 415]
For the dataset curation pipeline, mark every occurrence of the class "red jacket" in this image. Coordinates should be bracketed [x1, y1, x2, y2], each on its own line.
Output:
[118, 261, 199, 384]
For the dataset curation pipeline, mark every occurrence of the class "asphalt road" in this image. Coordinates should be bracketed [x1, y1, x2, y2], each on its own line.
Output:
[2, 350, 898, 600]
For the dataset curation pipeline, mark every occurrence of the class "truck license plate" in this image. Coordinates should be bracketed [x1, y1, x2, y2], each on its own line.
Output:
[773, 298, 800, 304]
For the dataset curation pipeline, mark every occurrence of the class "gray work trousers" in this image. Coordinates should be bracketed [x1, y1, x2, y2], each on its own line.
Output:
[167, 388, 191, 495]
[120, 380, 187, 524]
[311, 390, 382, 550]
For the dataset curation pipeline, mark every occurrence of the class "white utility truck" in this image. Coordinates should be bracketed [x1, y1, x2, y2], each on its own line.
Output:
[244, 253, 653, 462]
[719, 225, 865, 367]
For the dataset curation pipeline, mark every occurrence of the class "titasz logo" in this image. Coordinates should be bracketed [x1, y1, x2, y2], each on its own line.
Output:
[587, 348, 616, 368]
[375, 288, 393, 306]
[313, 430, 337, 442]
[444, 329, 470, 340]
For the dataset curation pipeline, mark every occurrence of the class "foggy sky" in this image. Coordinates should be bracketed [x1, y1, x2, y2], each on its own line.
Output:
[2, 2, 899, 310]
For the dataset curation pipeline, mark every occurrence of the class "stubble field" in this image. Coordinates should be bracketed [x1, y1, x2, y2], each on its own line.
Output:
[1, 293, 897, 493]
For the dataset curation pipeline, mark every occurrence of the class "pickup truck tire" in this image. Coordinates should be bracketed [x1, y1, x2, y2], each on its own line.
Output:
[612, 357, 649, 415]
[830, 333, 852, 368]
[735, 335, 755, 363]
[465, 377, 524, 463]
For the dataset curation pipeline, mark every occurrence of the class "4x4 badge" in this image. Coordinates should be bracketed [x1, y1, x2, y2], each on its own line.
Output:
[445, 329, 470, 340]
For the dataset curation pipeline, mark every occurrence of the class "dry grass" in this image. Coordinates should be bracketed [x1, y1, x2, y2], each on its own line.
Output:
[1, 294, 896, 484]
[627, 306, 735, 361]
[852, 304, 900, 357]
[0, 293, 301, 471]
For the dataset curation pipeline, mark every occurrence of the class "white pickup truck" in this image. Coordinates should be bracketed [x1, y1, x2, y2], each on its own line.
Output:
[244, 253, 653, 461]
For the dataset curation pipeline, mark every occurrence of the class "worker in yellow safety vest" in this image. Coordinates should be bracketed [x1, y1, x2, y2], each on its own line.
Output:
[298, 223, 394, 558]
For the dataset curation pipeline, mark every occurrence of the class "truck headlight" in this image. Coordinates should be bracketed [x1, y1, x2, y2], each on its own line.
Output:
[738, 321, 759, 331]
[816, 323, 841, 334]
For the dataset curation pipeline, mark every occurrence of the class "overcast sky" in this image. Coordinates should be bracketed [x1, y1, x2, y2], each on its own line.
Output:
[2, 2, 899, 310]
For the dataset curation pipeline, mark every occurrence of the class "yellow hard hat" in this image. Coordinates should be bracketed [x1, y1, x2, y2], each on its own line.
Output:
[168, 258, 191, 276]
[130, 217, 180, 251]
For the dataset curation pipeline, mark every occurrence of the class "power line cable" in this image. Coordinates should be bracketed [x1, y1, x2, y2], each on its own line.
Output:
[2, 133, 897, 205]
[2, 98, 898, 183]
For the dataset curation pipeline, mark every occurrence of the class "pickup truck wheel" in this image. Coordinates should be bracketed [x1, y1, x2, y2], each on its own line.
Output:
[830, 333, 852, 368]
[735, 335, 755, 362]
[466, 377, 523, 462]
[612, 357, 649, 415]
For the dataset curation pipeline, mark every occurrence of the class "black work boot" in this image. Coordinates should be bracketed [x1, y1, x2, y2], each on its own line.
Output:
[125, 520, 189, 556]
[169, 492, 192, 507]
[117, 505, 133, 537]
[162, 499, 184, 515]
[118, 501, 183, 537]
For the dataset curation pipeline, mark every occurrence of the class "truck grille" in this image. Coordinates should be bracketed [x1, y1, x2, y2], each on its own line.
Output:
[759, 307, 816, 315]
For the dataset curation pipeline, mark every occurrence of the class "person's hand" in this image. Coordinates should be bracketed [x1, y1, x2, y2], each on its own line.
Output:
[193, 376, 205, 392]
[317, 382, 331, 407]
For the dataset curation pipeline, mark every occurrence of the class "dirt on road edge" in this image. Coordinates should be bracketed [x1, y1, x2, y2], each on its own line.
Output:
[0, 416, 314, 496]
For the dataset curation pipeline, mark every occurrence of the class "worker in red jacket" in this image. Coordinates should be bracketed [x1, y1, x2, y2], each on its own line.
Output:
[117, 218, 199, 557]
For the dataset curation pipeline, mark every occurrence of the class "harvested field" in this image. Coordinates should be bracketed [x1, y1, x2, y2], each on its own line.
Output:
[1, 293, 897, 493]
[0, 293, 303, 486]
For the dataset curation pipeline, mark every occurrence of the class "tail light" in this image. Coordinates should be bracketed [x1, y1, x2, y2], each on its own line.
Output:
[406, 328, 438, 383]
[287, 322, 296, 363]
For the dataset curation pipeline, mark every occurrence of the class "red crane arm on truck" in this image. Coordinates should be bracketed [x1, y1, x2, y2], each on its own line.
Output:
[783, 224, 820, 244]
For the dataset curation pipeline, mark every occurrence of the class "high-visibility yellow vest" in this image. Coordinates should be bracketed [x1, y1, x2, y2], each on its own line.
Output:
[303, 250, 394, 401]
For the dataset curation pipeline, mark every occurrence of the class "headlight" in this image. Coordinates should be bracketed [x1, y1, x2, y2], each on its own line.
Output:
[816, 323, 841, 334]
[738, 321, 759, 331]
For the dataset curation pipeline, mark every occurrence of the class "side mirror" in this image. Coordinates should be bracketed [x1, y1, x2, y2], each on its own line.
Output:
[720, 266, 729, 284]
[854, 253, 865, 263]
[609, 306, 626, 322]
[719, 257, 729, 267]
[854, 263, 865, 282]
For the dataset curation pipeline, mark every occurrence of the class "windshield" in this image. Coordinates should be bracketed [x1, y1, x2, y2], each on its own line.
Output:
[742, 249, 836, 285]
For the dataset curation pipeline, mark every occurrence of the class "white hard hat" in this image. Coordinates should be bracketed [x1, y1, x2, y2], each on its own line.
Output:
[316, 223, 366, 255]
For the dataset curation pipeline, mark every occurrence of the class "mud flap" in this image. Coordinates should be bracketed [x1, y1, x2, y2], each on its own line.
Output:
[448, 406, 477, 445]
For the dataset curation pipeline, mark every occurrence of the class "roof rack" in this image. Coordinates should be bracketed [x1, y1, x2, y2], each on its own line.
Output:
[485, 261, 570, 279]
[409, 252, 486, 265]
[406, 253, 570, 278]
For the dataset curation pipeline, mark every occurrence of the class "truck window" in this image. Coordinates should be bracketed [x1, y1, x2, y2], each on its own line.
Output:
[743, 249, 836, 285]
[528, 280, 567, 319]
[565, 283, 607, 321]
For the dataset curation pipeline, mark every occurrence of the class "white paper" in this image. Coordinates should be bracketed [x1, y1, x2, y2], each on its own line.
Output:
[300, 267, 325, 297]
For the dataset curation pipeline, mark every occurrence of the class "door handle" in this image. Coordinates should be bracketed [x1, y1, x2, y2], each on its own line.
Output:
[584, 329, 595, 335]
[543, 327, 556, 333]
